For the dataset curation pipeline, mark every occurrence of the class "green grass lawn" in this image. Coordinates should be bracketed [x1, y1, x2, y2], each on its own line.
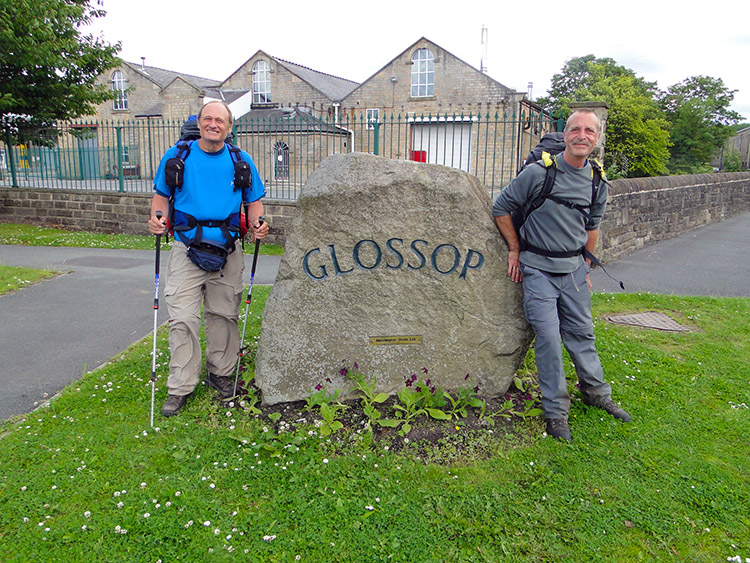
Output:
[0, 264, 60, 296]
[0, 285, 748, 562]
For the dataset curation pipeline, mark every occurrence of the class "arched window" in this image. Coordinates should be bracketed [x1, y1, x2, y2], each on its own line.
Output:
[111, 70, 128, 110]
[253, 61, 271, 104]
[273, 140, 289, 179]
[411, 49, 434, 98]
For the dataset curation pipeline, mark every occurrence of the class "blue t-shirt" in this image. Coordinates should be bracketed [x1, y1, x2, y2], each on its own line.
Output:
[154, 142, 265, 247]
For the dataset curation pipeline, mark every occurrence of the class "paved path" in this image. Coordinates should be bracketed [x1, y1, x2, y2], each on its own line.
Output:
[589, 212, 750, 297]
[1, 212, 747, 420]
[0, 245, 280, 420]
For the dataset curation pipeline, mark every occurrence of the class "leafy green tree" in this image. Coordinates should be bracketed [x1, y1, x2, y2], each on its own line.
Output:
[658, 76, 743, 174]
[0, 0, 121, 125]
[721, 149, 742, 172]
[537, 55, 671, 177]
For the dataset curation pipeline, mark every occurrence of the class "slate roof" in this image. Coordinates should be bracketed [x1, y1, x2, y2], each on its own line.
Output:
[123, 61, 222, 91]
[203, 89, 251, 104]
[234, 107, 347, 134]
[273, 58, 359, 102]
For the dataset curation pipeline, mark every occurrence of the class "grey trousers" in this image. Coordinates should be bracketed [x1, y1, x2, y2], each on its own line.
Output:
[520, 261, 611, 419]
[164, 241, 244, 396]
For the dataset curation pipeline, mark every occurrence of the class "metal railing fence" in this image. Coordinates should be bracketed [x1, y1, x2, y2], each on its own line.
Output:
[1, 110, 558, 199]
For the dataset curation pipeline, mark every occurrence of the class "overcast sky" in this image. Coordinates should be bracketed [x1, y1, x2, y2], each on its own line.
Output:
[85, 0, 750, 121]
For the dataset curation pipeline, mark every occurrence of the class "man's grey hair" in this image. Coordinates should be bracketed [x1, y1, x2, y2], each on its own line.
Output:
[564, 109, 600, 134]
[198, 100, 234, 125]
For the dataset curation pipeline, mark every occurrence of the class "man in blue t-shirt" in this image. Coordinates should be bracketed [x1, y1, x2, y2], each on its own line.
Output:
[492, 109, 631, 442]
[147, 101, 269, 417]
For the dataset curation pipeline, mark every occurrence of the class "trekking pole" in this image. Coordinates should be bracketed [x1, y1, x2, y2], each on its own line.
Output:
[233, 216, 264, 397]
[150, 210, 164, 427]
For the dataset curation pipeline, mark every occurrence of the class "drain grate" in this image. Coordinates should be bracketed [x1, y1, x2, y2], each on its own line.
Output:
[605, 311, 691, 332]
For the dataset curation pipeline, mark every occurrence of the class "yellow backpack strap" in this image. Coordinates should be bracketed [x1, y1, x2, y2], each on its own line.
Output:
[589, 157, 606, 180]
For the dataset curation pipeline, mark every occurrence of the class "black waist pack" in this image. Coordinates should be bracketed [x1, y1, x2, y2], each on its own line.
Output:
[186, 241, 229, 272]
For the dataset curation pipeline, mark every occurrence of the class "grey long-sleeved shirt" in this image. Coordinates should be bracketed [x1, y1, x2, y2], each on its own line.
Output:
[492, 155, 608, 273]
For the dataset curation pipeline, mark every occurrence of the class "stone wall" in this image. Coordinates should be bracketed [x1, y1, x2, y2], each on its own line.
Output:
[0, 188, 295, 246]
[2, 171, 749, 257]
[598, 171, 750, 261]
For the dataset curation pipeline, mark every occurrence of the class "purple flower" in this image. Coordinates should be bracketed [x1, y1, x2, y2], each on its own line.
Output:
[421, 367, 429, 374]
[425, 378, 432, 387]
[315, 383, 323, 391]
[354, 362, 359, 370]
[474, 386, 480, 394]
[464, 373, 470, 381]
[339, 367, 348, 377]
[326, 377, 332, 384]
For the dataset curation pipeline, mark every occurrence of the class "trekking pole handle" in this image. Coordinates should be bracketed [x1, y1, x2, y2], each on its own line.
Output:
[154, 211, 163, 308]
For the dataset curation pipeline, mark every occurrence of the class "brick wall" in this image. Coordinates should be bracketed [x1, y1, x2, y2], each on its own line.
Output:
[2, 172, 749, 256]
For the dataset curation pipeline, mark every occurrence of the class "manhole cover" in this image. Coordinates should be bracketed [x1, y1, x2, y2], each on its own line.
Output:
[605, 311, 691, 332]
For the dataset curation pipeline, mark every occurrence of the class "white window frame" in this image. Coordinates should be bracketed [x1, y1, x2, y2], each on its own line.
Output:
[411, 49, 434, 98]
[366, 108, 380, 130]
[112, 71, 128, 110]
[253, 61, 271, 104]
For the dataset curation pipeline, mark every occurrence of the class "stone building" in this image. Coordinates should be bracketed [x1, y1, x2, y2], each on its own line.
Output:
[339, 37, 525, 119]
[93, 38, 538, 126]
[96, 59, 222, 121]
[85, 38, 552, 190]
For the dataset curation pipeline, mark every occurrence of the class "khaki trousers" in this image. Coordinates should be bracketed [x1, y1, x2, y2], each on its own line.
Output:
[164, 241, 244, 395]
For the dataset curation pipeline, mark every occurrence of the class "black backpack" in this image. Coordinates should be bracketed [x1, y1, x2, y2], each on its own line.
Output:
[519, 132, 566, 171]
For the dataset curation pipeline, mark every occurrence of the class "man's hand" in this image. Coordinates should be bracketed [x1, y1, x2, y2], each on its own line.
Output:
[148, 212, 167, 235]
[252, 220, 269, 240]
[507, 250, 522, 283]
[148, 195, 169, 235]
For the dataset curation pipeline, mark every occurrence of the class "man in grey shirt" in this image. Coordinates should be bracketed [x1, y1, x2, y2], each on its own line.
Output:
[492, 109, 631, 441]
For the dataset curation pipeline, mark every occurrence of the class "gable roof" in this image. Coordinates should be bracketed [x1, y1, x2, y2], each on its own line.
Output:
[121, 60, 222, 92]
[342, 37, 521, 102]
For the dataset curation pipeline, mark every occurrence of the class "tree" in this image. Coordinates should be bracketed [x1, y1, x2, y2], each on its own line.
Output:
[0, 0, 121, 126]
[537, 55, 671, 178]
[658, 76, 743, 174]
[722, 149, 742, 172]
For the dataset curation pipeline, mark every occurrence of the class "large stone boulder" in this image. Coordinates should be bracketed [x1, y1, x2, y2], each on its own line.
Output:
[255, 153, 532, 404]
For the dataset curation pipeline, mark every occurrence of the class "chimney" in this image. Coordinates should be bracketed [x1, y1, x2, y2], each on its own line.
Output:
[480, 25, 488, 73]
[141, 57, 146, 71]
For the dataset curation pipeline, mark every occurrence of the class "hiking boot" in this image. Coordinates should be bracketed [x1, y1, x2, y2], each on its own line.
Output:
[206, 372, 237, 400]
[545, 418, 572, 442]
[161, 393, 190, 417]
[583, 395, 632, 422]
